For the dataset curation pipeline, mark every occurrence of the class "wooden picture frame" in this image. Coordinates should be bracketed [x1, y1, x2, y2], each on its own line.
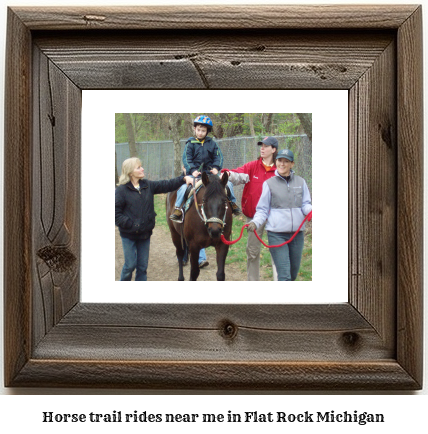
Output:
[4, 5, 423, 390]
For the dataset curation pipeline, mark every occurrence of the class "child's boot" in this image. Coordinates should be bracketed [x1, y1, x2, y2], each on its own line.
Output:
[230, 202, 241, 216]
[169, 208, 183, 222]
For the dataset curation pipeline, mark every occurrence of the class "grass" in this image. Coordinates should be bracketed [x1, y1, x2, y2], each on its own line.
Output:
[153, 194, 171, 231]
[154, 194, 312, 281]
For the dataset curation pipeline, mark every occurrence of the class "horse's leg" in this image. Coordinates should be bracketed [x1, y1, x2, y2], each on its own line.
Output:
[182, 243, 188, 266]
[215, 242, 229, 281]
[176, 241, 186, 281]
[189, 244, 201, 281]
[166, 192, 186, 281]
[167, 227, 186, 281]
[167, 229, 185, 281]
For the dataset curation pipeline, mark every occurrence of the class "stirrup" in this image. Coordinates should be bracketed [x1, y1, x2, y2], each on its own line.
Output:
[169, 207, 184, 223]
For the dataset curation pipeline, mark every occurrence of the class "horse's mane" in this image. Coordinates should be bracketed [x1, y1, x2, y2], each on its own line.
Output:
[203, 175, 227, 201]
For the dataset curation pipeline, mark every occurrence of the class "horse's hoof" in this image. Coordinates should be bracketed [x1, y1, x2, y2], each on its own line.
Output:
[178, 277, 185, 281]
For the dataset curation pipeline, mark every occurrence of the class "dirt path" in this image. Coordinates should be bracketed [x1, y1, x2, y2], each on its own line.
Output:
[115, 225, 248, 281]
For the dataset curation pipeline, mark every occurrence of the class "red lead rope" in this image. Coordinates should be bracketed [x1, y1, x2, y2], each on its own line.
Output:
[221, 211, 312, 248]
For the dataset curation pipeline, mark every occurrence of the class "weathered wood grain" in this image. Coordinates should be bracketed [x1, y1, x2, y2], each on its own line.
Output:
[396, 6, 424, 386]
[11, 5, 419, 30]
[349, 39, 397, 350]
[4, 7, 32, 389]
[34, 31, 394, 90]
[60, 303, 367, 329]
[32, 46, 81, 348]
[12, 361, 419, 390]
[4, 5, 423, 390]
[37, 303, 388, 362]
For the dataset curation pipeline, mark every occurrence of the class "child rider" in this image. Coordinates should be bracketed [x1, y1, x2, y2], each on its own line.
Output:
[169, 115, 240, 222]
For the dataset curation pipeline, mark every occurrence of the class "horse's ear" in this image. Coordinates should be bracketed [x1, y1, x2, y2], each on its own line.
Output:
[202, 171, 210, 186]
[220, 171, 228, 187]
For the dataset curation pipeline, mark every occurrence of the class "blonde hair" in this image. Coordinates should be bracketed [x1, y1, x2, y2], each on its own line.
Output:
[118, 157, 142, 185]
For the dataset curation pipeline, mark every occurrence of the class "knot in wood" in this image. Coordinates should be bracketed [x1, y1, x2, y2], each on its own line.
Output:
[378, 122, 393, 149]
[219, 320, 238, 340]
[37, 245, 76, 272]
[341, 332, 361, 350]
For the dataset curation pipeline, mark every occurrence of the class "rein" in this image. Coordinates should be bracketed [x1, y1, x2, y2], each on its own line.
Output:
[192, 178, 206, 223]
[221, 211, 312, 248]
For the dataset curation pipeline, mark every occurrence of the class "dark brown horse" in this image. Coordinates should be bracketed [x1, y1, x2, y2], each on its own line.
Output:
[166, 172, 232, 281]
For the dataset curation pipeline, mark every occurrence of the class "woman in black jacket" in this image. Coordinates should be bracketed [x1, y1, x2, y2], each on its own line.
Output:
[115, 157, 192, 281]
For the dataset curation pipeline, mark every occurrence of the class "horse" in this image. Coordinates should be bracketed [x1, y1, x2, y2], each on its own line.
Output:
[166, 171, 232, 281]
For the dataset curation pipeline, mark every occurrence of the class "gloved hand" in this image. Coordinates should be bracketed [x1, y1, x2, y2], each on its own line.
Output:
[247, 222, 257, 233]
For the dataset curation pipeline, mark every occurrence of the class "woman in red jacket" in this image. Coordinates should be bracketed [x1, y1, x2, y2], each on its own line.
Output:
[221, 136, 278, 281]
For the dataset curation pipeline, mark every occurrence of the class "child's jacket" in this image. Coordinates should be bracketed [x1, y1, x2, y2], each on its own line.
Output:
[182, 136, 223, 176]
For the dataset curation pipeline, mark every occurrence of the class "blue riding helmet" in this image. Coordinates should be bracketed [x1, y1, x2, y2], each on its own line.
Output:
[193, 115, 213, 131]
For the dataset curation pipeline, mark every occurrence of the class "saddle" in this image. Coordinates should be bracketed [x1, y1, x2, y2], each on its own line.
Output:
[183, 179, 204, 213]
[182, 179, 231, 215]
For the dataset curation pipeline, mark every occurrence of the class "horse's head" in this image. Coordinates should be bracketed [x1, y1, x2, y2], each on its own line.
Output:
[201, 172, 229, 239]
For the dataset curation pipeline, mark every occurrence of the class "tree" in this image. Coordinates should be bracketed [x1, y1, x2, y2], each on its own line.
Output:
[169, 113, 183, 176]
[296, 113, 312, 141]
[261, 113, 274, 133]
[123, 113, 138, 157]
[248, 113, 256, 137]
[115, 113, 127, 143]
[212, 113, 226, 138]
[186, 113, 195, 137]
[209, 113, 246, 138]
[248, 113, 258, 146]
[228, 113, 245, 136]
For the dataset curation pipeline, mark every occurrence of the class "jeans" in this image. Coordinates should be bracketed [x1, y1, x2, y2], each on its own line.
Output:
[181, 244, 207, 264]
[174, 175, 237, 207]
[198, 248, 207, 263]
[267, 231, 304, 281]
[120, 236, 151, 281]
[226, 180, 237, 203]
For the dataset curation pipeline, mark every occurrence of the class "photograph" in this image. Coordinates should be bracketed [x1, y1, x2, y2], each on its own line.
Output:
[81, 89, 347, 305]
[114, 113, 312, 282]
[1, 2, 424, 400]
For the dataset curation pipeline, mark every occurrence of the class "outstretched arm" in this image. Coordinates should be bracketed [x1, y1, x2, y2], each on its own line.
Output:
[152, 175, 186, 194]
[250, 182, 271, 229]
[220, 161, 252, 185]
[222, 170, 250, 186]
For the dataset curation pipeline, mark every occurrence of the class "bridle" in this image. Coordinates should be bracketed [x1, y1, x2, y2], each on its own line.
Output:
[201, 199, 228, 229]
[192, 178, 228, 233]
